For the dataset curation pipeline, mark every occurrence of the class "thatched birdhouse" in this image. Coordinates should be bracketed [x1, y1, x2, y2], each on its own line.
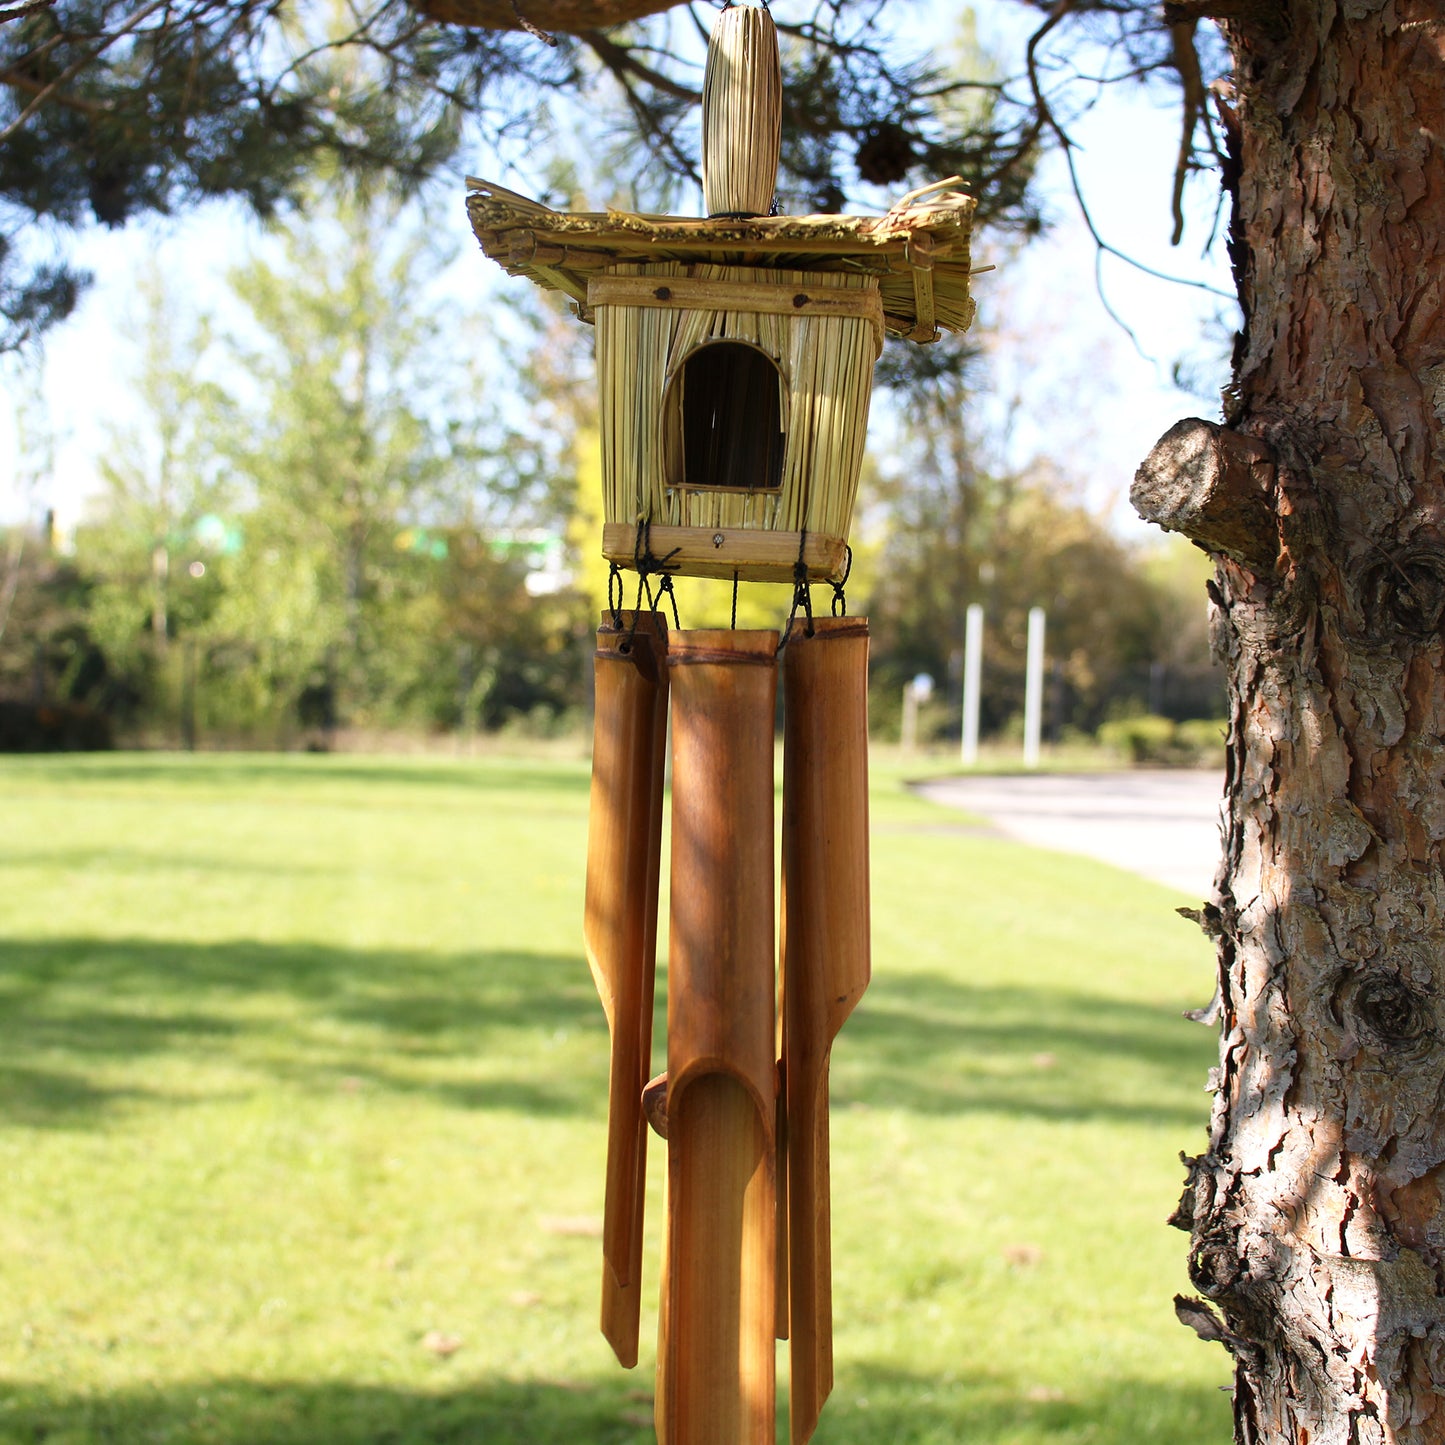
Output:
[467, 3, 976, 583]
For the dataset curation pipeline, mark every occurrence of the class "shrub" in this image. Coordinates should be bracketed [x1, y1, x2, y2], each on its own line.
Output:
[0, 699, 114, 752]
[1097, 714, 1225, 767]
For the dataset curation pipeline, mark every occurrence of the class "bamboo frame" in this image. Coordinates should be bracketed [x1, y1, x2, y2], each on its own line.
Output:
[583, 610, 669, 1368]
[780, 616, 871, 1445]
[659, 629, 779, 1445]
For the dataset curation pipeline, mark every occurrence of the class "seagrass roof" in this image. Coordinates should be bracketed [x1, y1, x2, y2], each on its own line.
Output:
[465, 177, 979, 343]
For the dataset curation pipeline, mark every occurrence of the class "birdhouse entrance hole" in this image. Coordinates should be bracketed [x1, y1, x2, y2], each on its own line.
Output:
[665, 341, 786, 493]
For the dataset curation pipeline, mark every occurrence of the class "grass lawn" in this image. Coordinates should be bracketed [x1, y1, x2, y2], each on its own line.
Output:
[0, 751, 1231, 1444]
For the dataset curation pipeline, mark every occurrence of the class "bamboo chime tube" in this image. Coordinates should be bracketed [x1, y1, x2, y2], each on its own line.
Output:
[701, 5, 781, 218]
[659, 629, 779, 1445]
[582, 611, 670, 1368]
[780, 616, 872, 1445]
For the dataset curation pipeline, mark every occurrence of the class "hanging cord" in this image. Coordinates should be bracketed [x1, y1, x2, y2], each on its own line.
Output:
[830, 545, 853, 618]
[656, 572, 681, 630]
[631, 517, 681, 580]
[730, 570, 740, 631]
[619, 519, 681, 653]
[620, 574, 652, 655]
[777, 530, 815, 650]
[607, 563, 626, 630]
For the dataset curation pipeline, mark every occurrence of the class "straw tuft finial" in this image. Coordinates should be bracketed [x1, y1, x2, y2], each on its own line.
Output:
[701, 4, 781, 218]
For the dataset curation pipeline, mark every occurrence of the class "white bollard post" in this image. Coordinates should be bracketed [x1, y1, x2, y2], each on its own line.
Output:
[961, 603, 983, 767]
[1023, 606, 1045, 769]
[902, 673, 933, 753]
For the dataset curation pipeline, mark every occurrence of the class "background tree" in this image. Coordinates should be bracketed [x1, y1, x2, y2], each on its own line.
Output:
[216, 182, 492, 730]
[0, 518, 114, 733]
[863, 353, 1203, 742]
[79, 261, 230, 715]
[61, 184, 596, 742]
[0, 361, 119, 734]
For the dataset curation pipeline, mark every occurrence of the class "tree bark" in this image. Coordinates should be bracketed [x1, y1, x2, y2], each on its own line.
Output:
[1134, 4, 1445, 1440]
[408, 0, 678, 36]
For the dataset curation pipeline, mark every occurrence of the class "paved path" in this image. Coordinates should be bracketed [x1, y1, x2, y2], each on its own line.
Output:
[914, 770, 1225, 898]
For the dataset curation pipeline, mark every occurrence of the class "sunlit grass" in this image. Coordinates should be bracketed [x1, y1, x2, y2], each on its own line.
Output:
[0, 752, 1230, 1443]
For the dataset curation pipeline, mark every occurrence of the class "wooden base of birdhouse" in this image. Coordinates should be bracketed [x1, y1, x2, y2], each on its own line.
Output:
[601, 524, 847, 583]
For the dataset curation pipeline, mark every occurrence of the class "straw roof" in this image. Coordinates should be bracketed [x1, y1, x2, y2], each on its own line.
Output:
[465, 177, 978, 343]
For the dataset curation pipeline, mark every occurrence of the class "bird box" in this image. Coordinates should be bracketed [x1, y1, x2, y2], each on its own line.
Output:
[467, 4, 976, 583]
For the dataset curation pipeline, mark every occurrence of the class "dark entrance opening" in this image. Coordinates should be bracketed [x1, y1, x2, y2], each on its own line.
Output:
[668, 342, 786, 491]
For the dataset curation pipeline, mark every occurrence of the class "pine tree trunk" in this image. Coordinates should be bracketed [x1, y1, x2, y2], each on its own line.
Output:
[1133, 4, 1445, 1440]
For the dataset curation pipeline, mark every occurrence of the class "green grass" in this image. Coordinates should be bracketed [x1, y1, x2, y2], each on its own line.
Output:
[0, 752, 1231, 1443]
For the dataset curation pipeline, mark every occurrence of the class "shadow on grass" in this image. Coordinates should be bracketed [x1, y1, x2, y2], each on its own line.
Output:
[822, 1362, 1231, 1443]
[1, 846, 358, 880]
[839, 969, 1214, 1127]
[0, 753, 592, 797]
[0, 937, 606, 1128]
[1, 935, 1209, 1132]
[0, 1366, 1231, 1445]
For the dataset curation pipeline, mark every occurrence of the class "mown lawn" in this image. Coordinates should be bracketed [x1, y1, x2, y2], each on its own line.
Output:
[0, 751, 1231, 1443]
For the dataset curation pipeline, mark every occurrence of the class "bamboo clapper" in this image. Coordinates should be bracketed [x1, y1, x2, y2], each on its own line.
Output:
[780, 617, 872, 1445]
[583, 611, 670, 1368]
[658, 629, 779, 1445]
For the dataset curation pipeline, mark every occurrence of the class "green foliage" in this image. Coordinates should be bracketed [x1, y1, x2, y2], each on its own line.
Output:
[862, 366, 1218, 743]
[79, 263, 232, 675]
[0, 752, 1230, 1444]
[217, 187, 474, 723]
[0, 526, 118, 716]
[60, 192, 590, 742]
[1097, 714, 1227, 768]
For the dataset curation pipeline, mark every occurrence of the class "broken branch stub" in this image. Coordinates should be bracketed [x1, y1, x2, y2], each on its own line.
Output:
[1132, 418, 1279, 573]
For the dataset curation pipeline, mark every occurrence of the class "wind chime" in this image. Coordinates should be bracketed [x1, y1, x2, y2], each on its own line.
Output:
[467, 9, 976, 1441]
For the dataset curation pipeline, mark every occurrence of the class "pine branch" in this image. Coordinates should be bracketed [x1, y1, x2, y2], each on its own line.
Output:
[0, 0, 54, 24]
[0, 0, 175, 144]
[579, 29, 698, 103]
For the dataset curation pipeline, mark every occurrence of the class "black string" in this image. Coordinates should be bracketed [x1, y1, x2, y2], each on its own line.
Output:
[656, 574, 681, 631]
[632, 519, 682, 579]
[618, 519, 682, 652]
[730, 571, 740, 630]
[620, 574, 650, 655]
[778, 530, 815, 650]
[607, 563, 625, 629]
[831, 544, 853, 618]
[638, 571, 658, 615]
